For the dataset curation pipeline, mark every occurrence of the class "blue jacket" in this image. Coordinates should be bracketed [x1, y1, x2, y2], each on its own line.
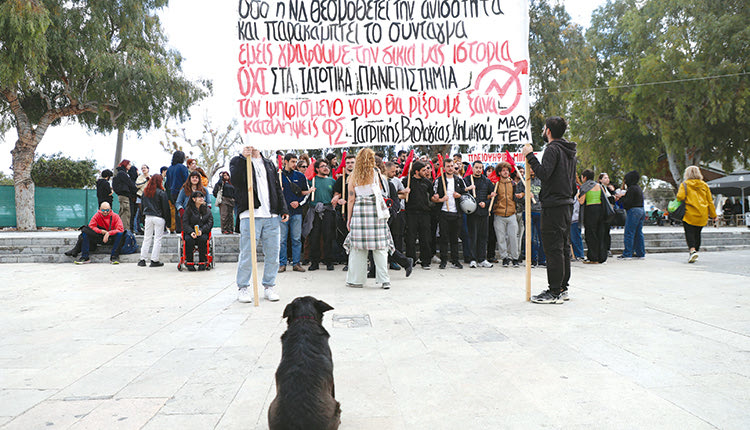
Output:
[280, 169, 309, 216]
[166, 164, 189, 198]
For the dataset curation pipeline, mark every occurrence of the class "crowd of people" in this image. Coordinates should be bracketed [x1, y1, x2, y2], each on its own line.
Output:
[65, 116, 721, 305]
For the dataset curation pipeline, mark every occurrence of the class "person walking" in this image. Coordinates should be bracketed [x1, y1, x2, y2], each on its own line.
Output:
[138, 174, 171, 267]
[278, 154, 310, 273]
[344, 148, 394, 288]
[213, 171, 236, 234]
[522, 116, 577, 304]
[230, 146, 289, 302]
[579, 169, 607, 264]
[617, 170, 646, 259]
[112, 160, 137, 231]
[676, 166, 717, 263]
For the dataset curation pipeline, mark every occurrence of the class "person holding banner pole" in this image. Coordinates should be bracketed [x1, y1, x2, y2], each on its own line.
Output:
[432, 158, 468, 270]
[522, 116, 578, 304]
[402, 160, 433, 269]
[230, 146, 289, 304]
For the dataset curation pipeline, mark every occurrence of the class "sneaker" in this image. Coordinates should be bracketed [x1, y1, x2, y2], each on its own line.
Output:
[538, 261, 547, 267]
[617, 255, 632, 260]
[367, 271, 376, 278]
[560, 290, 570, 301]
[309, 263, 319, 271]
[531, 290, 563, 304]
[381, 282, 391, 290]
[197, 264, 206, 271]
[390, 262, 401, 270]
[469, 260, 478, 268]
[74, 257, 91, 265]
[187, 265, 197, 272]
[439, 261, 447, 270]
[404, 258, 413, 277]
[502, 258, 510, 267]
[431, 255, 441, 264]
[342, 265, 348, 271]
[326, 264, 335, 271]
[478, 260, 493, 268]
[110, 257, 120, 265]
[688, 251, 699, 263]
[149, 261, 164, 267]
[531, 261, 538, 268]
[264, 287, 280, 301]
[512, 259, 519, 268]
[488, 258, 499, 263]
[292, 264, 306, 272]
[278, 265, 286, 273]
[422, 265, 431, 270]
[64, 249, 77, 257]
[237, 287, 252, 303]
[346, 282, 363, 288]
[451, 261, 463, 269]
[137, 259, 147, 267]
[582, 259, 599, 264]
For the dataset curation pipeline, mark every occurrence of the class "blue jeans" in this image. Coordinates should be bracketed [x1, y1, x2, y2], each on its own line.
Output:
[570, 221, 584, 258]
[622, 207, 645, 257]
[237, 217, 281, 288]
[279, 213, 302, 266]
[528, 212, 545, 263]
[81, 231, 123, 258]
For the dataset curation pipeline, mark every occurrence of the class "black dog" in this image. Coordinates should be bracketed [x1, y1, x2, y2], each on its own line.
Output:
[269, 296, 341, 430]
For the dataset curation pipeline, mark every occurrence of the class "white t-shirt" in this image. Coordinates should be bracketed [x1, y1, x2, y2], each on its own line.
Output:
[240, 157, 276, 219]
[435, 176, 457, 213]
[390, 177, 405, 211]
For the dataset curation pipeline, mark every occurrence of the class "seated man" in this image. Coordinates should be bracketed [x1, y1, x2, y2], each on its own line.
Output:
[69, 202, 125, 264]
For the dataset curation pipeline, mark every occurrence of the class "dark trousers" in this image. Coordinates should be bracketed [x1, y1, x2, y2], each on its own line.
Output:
[584, 204, 608, 263]
[309, 209, 335, 265]
[486, 215, 497, 261]
[390, 211, 405, 253]
[683, 222, 703, 251]
[170, 192, 183, 233]
[541, 205, 573, 295]
[430, 209, 440, 257]
[184, 233, 208, 262]
[80, 226, 124, 258]
[438, 211, 461, 263]
[406, 210, 432, 266]
[466, 213, 489, 262]
[219, 200, 234, 233]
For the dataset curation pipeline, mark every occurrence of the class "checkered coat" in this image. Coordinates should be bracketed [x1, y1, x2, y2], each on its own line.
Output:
[343, 193, 395, 253]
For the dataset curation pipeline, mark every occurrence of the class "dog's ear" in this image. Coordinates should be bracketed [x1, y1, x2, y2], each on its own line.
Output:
[283, 303, 294, 320]
[315, 300, 334, 314]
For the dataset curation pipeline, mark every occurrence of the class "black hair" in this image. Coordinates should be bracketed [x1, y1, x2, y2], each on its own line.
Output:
[314, 159, 329, 171]
[582, 169, 595, 181]
[160, 166, 168, 174]
[101, 169, 113, 179]
[472, 160, 483, 167]
[545, 116, 567, 139]
[397, 150, 407, 157]
[411, 160, 426, 172]
[325, 153, 336, 161]
[171, 150, 186, 165]
[284, 153, 297, 162]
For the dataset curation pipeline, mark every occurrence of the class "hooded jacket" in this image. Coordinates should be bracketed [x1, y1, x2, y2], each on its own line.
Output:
[88, 211, 124, 235]
[112, 166, 137, 198]
[466, 174, 493, 216]
[525, 138, 577, 208]
[229, 154, 288, 217]
[677, 179, 716, 227]
[96, 178, 113, 205]
[491, 177, 516, 217]
[620, 171, 644, 210]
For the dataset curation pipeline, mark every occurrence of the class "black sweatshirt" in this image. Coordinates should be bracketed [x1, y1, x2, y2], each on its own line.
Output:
[525, 138, 577, 208]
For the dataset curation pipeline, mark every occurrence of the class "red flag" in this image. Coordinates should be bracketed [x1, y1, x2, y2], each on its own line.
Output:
[429, 160, 438, 180]
[399, 150, 415, 178]
[277, 154, 283, 171]
[436, 154, 444, 179]
[488, 170, 499, 183]
[505, 151, 516, 173]
[304, 157, 316, 180]
[463, 163, 473, 178]
[332, 151, 347, 179]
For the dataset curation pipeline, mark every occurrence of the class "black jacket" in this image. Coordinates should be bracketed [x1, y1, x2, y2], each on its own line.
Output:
[621, 170, 644, 209]
[465, 174, 493, 216]
[525, 138, 577, 208]
[142, 188, 172, 226]
[213, 179, 236, 201]
[433, 174, 466, 213]
[402, 176, 433, 212]
[183, 205, 213, 237]
[112, 166, 137, 198]
[96, 178, 113, 205]
[229, 154, 288, 216]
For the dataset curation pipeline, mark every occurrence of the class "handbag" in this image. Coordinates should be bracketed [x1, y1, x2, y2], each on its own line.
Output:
[601, 189, 615, 220]
[215, 185, 223, 205]
[668, 183, 687, 221]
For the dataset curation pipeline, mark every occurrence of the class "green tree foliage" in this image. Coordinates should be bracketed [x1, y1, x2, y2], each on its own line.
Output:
[579, 0, 750, 185]
[0, 171, 12, 186]
[30, 152, 97, 188]
[0, 0, 209, 229]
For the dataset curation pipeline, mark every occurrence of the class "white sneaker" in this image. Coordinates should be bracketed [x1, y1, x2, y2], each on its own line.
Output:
[688, 251, 699, 263]
[431, 255, 441, 264]
[469, 260, 478, 268]
[237, 287, 252, 303]
[264, 287, 280, 302]
[479, 260, 494, 268]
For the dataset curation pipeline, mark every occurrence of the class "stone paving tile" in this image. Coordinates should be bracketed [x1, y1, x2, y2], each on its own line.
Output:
[66, 398, 167, 430]
[0, 389, 56, 417]
[141, 413, 221, 429]
[0, 399, 103, 430]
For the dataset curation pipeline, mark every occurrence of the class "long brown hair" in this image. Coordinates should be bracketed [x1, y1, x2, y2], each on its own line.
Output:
[182, 171, 203, 196]
[352, 148, 375, 186]
[143, 174, 164, 198]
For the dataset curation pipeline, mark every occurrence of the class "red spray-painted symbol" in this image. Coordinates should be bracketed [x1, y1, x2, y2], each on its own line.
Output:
[473, 60, 528, 115]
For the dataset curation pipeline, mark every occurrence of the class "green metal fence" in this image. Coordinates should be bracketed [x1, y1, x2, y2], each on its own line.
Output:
[0, 185, 221, 229]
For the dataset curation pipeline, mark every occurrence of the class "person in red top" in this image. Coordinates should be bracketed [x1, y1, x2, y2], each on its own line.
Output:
[75, 202, 125, 264]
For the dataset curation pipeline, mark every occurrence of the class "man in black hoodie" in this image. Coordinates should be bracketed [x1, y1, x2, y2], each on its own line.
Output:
[402, 160, 434, 269]
[617, 170, 645, 259]
[230, 146, 289, 304]
[522, 116, 577, 304]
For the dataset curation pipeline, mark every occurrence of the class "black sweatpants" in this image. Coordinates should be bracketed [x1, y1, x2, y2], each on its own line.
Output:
[584, 204, 608, 263]
[438, 211, 461, 263]
[184, 233, 208, 262]
[683, 222, 703, 251]
[390, 211, 405, 253]
[467, 213, 489, 262]
[541, 205, 573, 295]
[309, 208, 335, 265]
[406, 210, 432, 267]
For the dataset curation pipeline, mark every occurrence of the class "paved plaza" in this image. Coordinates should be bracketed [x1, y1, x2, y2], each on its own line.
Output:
[1, 249, 749, 429]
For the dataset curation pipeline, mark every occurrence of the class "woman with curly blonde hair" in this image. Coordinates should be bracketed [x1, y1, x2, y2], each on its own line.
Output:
[677, 165, 716, 263]
[344, 148, 394, 289]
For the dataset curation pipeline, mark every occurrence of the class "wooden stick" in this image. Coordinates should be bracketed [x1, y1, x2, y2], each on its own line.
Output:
[470, 175, 476, 197]
[441, 172, 448, 211]
[525, 163, 531, 302]
[405, 163, 412, 203]
[246, 156, 260, 307]
[488, 181, 499, 212]
[311, 177, 316, 202]
[341, 168, 346, 215]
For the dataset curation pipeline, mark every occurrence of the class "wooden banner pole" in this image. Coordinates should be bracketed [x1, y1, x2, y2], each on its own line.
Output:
[441, 172, 448, 211]
[341, 168, 346, 215]
[488, 181, 499, 212]
[525, 163, 532, 302]
[246, 156, 260, 307]
[406, 163, 413, 203]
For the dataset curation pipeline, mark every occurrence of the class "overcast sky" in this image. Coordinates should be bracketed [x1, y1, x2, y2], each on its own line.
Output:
[0, 0, 605, 178]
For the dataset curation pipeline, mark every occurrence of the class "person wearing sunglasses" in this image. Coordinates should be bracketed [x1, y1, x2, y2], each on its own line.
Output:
[66, 202, 125, 264]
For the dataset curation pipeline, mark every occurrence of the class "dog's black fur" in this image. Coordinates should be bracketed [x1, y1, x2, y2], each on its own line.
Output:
[269, 296, 341, 430]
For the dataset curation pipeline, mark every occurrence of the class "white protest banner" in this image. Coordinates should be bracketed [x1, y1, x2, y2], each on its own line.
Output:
[235, 0, 531, 150]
